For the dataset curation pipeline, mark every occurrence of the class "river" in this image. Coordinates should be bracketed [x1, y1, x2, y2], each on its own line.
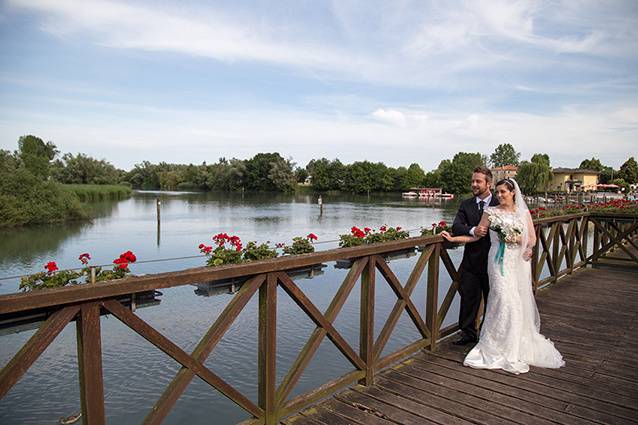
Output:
[0, 191, 500, 424]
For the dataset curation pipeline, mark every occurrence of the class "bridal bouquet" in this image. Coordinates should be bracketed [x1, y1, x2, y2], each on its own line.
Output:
[488, 214, 523, 245]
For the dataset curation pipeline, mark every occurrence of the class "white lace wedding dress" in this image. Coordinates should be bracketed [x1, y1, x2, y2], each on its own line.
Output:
[463, 207, 565, 374]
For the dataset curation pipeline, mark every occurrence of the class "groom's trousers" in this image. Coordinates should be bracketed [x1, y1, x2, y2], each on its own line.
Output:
[458, 268, 490, 340]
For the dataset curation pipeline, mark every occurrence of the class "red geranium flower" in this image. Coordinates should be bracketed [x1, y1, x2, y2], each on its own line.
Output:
[438, 221, 447, 228]
[119, 250, 137, 263]
[396, 226, 402, 231]
[44, 261, 58, 273]
[307, 233, 318, 241]
[379, 225, 387, 232]
[113, 257, 129, 270]
[351, 226, 365, 238]
[364, 227, 372, 234]
[78, 253, 91, 265]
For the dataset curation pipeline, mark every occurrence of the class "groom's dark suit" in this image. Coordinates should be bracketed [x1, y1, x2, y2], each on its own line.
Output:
[452, 194, 499, 341]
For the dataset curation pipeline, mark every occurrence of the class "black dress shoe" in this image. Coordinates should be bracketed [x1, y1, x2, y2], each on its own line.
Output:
[453, 335, 478, 346]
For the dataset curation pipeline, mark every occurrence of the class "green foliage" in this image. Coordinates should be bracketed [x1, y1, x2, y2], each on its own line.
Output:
[438, 152, 485, 194]
[0, 168, 87, 227]
[243, 241, 279, 261]
[578, 157, 604, 172]
[282, 237, 316, 255]
[611, 178, 630, 194]
[490, 143, 520, 167]
[600, 166, 615, 184]
[50, 153, 122, 184]
[306, 158, 345, 191]
[17, 135, 58, 179]
[517, 153, 553, 194]
[401, 163, 426, 190]
[63, 184, 132, 202]
[618, 157, 638, 184]
[20, 270, 82, 291]
[244, 152, 296, 192]
[206, 247, 244, 267]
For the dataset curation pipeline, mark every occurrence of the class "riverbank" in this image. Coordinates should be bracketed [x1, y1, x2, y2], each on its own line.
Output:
[0, 179, 132, 228]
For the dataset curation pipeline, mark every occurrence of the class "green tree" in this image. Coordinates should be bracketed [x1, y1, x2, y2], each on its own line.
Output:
[438, 152, 484, 194]
[490, 143, 520, 167]
[611, 178, 630, 194]
[294, 167, 309, 183]
[401, 163, 426, 189]
[618, 157, 638, 183]
[17, 135, 58, 179]
[422, 170, 441, 188]
[578, 157, 603, 172]
[51, 153, 121, 184]
[306, 158, 345, 191]
[600, 166, 615, 184]
[517, 153, 553, 195]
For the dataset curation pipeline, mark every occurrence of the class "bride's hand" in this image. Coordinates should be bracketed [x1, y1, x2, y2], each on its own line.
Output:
[523, 248, 533, 261]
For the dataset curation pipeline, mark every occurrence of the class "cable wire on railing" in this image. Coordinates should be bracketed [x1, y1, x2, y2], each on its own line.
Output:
[0, 227, 427, 283]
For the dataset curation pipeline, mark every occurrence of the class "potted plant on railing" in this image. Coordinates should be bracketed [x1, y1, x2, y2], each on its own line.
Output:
[17, 251, 160, 320]
[195, 233, 246, 295]
[373, 225, 414, 261]
[280, 233, 326, 279]
[420, 220, 459, 249]
[335, 225, 413, 268]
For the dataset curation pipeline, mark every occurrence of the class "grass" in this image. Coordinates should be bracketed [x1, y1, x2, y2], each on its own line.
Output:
[62, 184, 133, 202]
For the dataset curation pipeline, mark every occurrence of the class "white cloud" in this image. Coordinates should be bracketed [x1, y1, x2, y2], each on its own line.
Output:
[1, 97, 634, 170]
[7, 0, 638, 87]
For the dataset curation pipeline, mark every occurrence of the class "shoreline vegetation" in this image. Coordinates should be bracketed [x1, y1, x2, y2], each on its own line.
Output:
[1, 135, 637, 228]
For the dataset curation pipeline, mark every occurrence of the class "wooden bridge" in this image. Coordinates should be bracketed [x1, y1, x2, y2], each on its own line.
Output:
[285, 267, 638, 425]
[0, 212, 637, 424]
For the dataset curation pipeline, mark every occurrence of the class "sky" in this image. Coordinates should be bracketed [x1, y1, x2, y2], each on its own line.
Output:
[0, 0, 637, 171]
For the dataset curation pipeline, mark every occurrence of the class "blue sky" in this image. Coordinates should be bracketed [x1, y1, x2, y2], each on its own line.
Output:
[0, 0, 636, 170]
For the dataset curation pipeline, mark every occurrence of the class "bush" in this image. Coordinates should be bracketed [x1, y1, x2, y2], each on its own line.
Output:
[0, 169, 87, 227]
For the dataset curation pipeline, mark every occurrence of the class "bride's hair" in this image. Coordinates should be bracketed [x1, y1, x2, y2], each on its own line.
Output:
[495, 178, 516, 200]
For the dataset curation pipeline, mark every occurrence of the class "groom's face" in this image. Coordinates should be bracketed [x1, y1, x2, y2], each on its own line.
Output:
[471, 172, 490, 197]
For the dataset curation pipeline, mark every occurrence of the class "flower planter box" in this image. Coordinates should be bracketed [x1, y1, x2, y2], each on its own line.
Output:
[334, 248, 416, 269]
[193, 264, 328, 297]
[0, 289, 163, 336]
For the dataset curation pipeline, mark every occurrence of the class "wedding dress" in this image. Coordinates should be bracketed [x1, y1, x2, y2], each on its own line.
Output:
[463, 190, 565, 374]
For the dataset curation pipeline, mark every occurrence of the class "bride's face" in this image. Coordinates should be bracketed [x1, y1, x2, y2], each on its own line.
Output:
[495, 184, 515, 206]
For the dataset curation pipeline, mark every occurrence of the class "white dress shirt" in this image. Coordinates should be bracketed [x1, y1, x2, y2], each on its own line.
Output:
[469, 193, 492, 236]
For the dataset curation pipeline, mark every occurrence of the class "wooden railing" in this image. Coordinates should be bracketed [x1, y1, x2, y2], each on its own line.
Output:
[1, 212, 636, 425]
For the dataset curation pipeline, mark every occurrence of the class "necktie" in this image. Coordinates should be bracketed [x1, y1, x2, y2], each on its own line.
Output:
[479, 200, 485, 214]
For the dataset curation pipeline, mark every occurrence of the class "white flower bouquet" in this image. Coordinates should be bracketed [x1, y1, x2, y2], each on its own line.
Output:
[488, 214, 523, 245]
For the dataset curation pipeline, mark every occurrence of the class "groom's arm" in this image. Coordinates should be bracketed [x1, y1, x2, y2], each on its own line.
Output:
[452, 201, 473, 236]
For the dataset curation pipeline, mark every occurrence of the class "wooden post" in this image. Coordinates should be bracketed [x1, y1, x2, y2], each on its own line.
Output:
[552, 222, 560, 284]
[359, 256, 375, 386]
[258, 274, 277, 424]
[592, 218, 600, 266]
[426, 244, 440, 351]
[76, 303, 106, 425]
[156, 198, 161, 246]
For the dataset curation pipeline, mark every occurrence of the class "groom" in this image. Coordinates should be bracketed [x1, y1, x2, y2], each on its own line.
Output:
[451, 166, 499, 345]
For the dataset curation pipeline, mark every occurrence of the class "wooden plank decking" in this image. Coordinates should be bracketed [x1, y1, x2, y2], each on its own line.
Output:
[286, 268, 638, 425]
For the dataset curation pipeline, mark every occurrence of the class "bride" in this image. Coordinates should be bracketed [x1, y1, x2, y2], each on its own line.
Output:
[441, 178, 565, 374]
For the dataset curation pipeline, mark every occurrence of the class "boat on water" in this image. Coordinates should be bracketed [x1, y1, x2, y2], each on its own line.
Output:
[402, 191, 418, 198]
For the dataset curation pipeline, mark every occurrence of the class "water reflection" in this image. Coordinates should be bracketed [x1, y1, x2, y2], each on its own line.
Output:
[1, 191, 467, 425]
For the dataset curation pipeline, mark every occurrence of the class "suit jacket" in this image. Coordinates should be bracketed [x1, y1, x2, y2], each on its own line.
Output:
[452, 194, 500, 274]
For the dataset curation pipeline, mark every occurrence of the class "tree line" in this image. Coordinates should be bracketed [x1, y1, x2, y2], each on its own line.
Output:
[2, 136, 637, 198]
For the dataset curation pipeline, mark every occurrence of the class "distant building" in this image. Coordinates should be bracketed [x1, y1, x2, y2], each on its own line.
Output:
[301, 175, 313, 186]
[491, 165, 518, 187]
[550, 168, 599, 192]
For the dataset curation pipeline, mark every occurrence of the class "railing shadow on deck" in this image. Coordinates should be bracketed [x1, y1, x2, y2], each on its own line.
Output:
[1, 212, 637, 425]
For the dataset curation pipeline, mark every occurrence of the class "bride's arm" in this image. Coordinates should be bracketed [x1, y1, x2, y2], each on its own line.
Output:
[526, 211, 536, 248]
